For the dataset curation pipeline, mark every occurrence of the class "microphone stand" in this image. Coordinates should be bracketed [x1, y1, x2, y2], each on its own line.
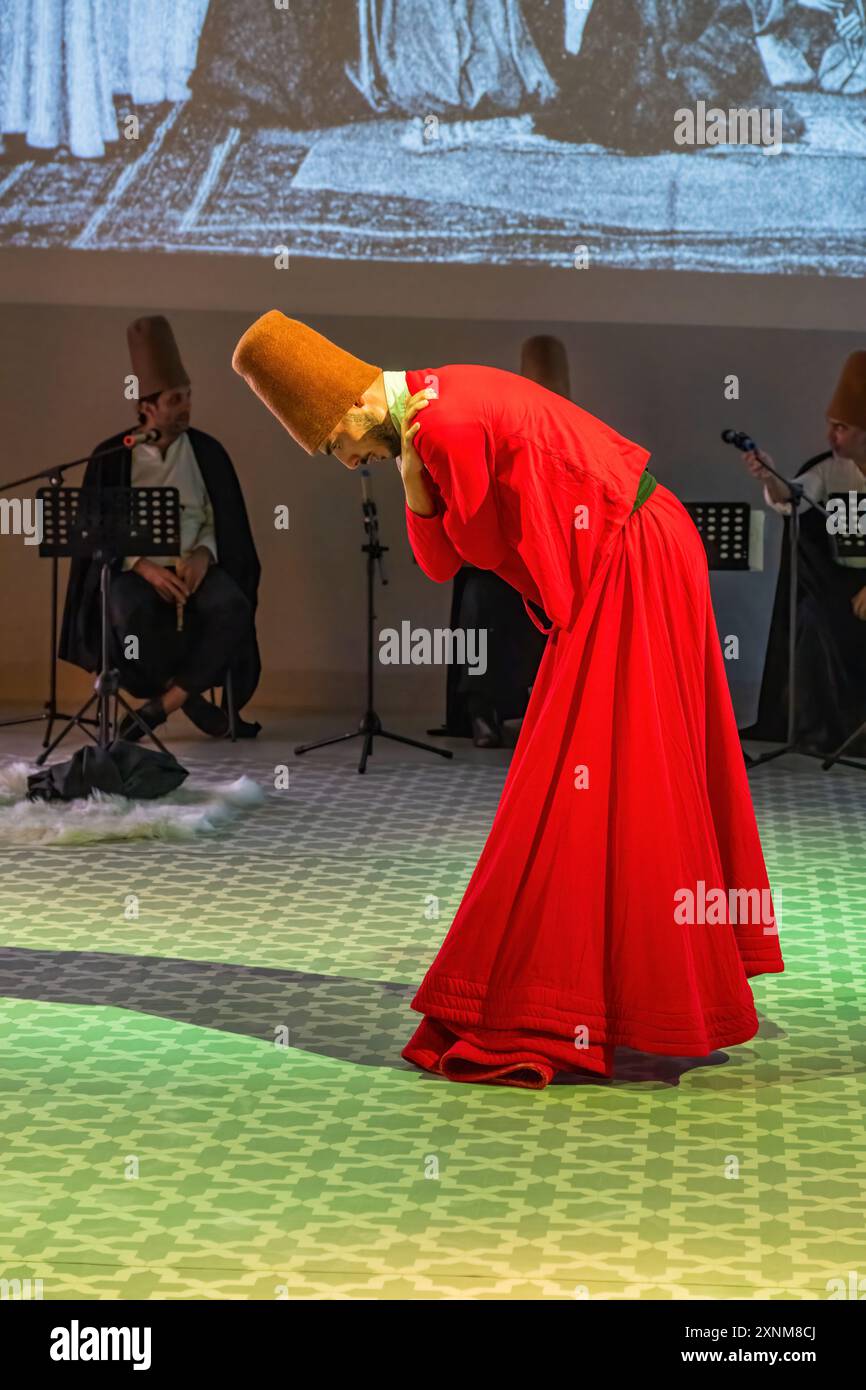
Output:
[0, 442, 125, 744]
[743, 453, 840, 771]
[294, 466, 454, 774]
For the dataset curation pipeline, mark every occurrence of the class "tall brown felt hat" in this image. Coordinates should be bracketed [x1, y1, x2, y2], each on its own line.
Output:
[127, 315, 190, 399]
[827, 351, 866, 431]
[232, 310, 381, 454]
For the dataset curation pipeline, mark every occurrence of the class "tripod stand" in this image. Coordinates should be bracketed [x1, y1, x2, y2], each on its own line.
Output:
[34, 483, 182, 767]
[294, 467, 454, 774]
[0, 450, 115, 744]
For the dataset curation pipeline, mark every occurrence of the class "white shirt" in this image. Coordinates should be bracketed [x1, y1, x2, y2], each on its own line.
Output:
[383, 370, 409, 430]
[124, 431, 218, 571]
[764, 453, 866, 569]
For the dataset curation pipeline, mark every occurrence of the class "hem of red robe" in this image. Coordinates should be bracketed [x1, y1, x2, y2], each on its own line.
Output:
[401, 966, 782, 1088]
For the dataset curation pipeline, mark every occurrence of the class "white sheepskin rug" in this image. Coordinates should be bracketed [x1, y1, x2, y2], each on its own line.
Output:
[0, 761, 265, 847]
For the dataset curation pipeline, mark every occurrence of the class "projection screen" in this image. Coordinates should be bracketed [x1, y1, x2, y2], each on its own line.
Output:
[0, 0, 864, 323]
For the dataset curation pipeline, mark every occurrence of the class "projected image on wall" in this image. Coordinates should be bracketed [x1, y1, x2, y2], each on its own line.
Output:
[0, 0, 864, 273]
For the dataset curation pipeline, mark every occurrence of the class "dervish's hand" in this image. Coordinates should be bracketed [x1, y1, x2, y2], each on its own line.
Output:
[396, 388, 436, 483]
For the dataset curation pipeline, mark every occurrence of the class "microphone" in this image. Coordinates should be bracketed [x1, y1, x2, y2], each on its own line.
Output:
[721, 429, 758, 454]
[122, 427, 161, 448]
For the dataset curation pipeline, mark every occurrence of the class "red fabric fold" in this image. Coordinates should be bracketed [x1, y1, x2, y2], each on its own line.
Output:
[402, 483, 783, 1089]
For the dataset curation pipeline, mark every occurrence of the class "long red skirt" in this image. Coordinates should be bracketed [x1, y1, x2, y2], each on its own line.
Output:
[402, 483, 784, 1088]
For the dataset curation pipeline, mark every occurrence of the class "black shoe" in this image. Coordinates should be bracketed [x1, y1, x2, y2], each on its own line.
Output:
[233, 716, 262, 739]
[182, 692, 230, 738]
[118, 698, 167, 743]
[471, 712, 503, 748]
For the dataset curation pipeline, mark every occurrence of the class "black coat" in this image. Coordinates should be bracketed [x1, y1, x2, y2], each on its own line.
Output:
[59, 428, 262, 714]
[741, 450, 866, 742]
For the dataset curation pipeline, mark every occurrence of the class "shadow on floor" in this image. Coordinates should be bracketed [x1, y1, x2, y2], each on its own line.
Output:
[0, 947, 755, 1086]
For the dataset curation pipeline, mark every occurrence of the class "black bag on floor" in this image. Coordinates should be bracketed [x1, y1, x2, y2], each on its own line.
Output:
[27, 740, 188, 803]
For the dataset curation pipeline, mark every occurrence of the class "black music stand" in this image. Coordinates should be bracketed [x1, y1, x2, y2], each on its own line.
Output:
[688, 499, 762, 751]
[685, 501, 752, 571]
[686, 497, 802, 770]
[820, 491, 866, 771]
[34, 484, 182, 767]
[0, 452, 109, 743]
[293, 467, 453, 774]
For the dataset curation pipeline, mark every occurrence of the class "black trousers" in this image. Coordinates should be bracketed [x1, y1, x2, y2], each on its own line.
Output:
[107, 565, 251, 700]
[444, 566, 548, 735]
[796, 587, 866, 747]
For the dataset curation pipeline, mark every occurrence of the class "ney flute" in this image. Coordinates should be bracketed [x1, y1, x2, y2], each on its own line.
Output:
[175, 561, 186, 632]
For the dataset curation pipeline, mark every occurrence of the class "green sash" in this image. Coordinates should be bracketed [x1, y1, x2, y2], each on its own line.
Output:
[631, 469, 658, 514]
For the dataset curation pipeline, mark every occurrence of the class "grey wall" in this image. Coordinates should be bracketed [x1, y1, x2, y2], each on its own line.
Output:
[0, 300, 857, 719]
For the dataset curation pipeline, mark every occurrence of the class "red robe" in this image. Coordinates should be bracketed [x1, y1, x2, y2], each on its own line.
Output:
[401, 365, 783, 1088]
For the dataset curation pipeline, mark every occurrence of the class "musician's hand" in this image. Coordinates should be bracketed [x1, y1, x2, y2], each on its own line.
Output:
[851, 585, 866, 621]
[176, 546, 212, 595]
[742, 447, 775, 482]
[396, 388, 435, 484]
[133, 558, 190, 605]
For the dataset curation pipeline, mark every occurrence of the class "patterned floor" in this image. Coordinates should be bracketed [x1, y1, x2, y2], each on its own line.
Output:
[0, 718, 863, 1300]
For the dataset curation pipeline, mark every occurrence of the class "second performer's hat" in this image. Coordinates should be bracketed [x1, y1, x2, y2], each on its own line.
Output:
[827, 351, 866, 431]
[520, 334, 571, 400]
[232, 310, 381, 454]
[127, 315, 190, 399]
